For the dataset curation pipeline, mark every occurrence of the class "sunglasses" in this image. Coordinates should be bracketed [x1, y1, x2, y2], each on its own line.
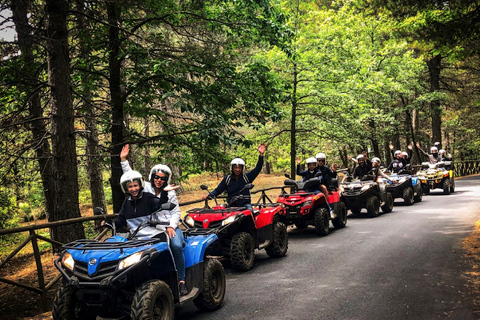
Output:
[317, 159, 325, 162]
[154, 175, 167, 181]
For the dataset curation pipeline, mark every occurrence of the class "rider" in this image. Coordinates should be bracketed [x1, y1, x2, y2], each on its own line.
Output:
[353, 154, 372, 179]
[370, 157, 391, 181]
[387, 150, 407, 173]
[315, 152, 337, 217]
[107, 170, 162, 238]
[389, 143, 413, 164]
[119, 145, 188, 296]
[416, 142, 442, 164]
[296, 157, 321, 193]
[204, 143, 266, 211]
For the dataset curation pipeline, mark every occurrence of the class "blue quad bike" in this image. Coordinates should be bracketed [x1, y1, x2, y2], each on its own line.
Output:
[385, 165, 422, 205]
[52, 203, 226, 320]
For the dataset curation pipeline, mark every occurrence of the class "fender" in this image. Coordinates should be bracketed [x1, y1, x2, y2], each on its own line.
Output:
[183, 234, 219, 267]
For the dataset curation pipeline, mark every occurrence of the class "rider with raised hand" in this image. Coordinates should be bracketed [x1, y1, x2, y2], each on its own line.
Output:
[387, 149, 407, 173]
[119, 144, 188, 296]
[353, 154, 373, 179]
[296, 157, 321, 193]
[315, 152, 338, 217]
[204, 143, 266, 211]
[416, 142, 442, 164]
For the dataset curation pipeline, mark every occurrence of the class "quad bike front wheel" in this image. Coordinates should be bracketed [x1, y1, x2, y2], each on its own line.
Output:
[265, 222, 288, 258]
[414, 187, 423, 202]
[193, 259, 226, 311]
[366, 195, 380, 218]
[422, 185, 430, 195]
[443, 179, 451, 195]
[450, 178, 455, 193]
[131, 280, 174, 320]
[314, 207, 330, 236]
[230, 232, 255, 271]
[332, 201, 347, 229]
[403, 187, 414, 205]
[381, 193, 394, 214]
[52, 286, 96, 320]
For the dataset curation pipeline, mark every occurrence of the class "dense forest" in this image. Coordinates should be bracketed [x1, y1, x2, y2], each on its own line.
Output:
[0, 0, 479, 243]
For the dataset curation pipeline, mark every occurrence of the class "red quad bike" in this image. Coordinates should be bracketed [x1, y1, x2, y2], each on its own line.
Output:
[276, 174, 347, 236]
[183, 183, 288, 272]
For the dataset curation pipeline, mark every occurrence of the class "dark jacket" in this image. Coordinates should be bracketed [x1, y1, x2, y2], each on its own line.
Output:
[387, 158, 407, 173]
[209, 156, 264, 207]
[297, 165, 321, 181]
[353, 162, 373, 179]
[316, 165, 337, 187]
[296, 165, 321, 192]
[114, 191, 163, 238]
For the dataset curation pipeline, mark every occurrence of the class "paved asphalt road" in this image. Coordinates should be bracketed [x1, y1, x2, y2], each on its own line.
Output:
[176, 175, 480, 320]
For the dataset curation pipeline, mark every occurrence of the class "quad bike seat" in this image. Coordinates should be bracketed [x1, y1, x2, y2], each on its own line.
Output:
[328, 178, 339, 191]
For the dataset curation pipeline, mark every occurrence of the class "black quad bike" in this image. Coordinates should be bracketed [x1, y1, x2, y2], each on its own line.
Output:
[340, 173, 394, 218]
[183, 184, 288, 272]
[385, 165, 423, 205]
[53, 203, 226, 320]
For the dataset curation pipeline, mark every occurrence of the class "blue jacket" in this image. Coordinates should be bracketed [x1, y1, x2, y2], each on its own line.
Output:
[209, 156, 264, 207]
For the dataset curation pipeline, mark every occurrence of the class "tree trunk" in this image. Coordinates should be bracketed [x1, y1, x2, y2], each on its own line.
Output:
[290, 61, 298, 179]
[107, 1, 125, 213]
[11, 0, 56, 222]
[144, 119, 151, 176]
[45, 0, 85, 242]
[76, 2, 107, 219]
[427, 55, 442, 146]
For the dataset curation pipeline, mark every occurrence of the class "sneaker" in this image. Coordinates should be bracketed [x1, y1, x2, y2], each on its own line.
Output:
[179, 281, 189, 296]
[329, 209, 336, 219]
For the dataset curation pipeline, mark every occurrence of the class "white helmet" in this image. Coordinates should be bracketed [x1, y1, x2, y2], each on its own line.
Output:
[356, 154, 364, 160]
[149, 164, 172, 186]
[394, 150, 402, 157]
[402, 151, 408, 157]
[120, 170, 144, 194]
[372, 157, 381, 164]
[306, 157, 317, 164]
[430, 146, 438, 153]
[230, 158, 245, 167]
[315, 153, 326, 160]
[439, 149, 445, 155]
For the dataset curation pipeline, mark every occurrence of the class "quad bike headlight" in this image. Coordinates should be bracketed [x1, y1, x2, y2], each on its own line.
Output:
[61, 252, 75, 271]
[361, 184, 372, 191]
[303, 200, 312, 207]
[118, 252, 144, 270]
[278, 203, 285, 208]
[222, 215, 236, 226]
[184, 215, 195, 227]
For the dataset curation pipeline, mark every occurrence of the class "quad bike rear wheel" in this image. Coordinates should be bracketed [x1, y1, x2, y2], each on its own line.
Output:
[314, 207, 330, 236]
[443, 179, 451, 195]
[131, 280, 174, 320]
[230, 232, 255, 271]
[332, 201, 347, 229]
[265, 222, 288, 257]
[381, 192, 393, 214]
[52, 286, 96, 320]
[193, 259, 226, 311]
[403, 187, 414, 205]
[366, 195, 380, 218]
[450, 178, 455, 193]
[414, 187, 423, 202]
